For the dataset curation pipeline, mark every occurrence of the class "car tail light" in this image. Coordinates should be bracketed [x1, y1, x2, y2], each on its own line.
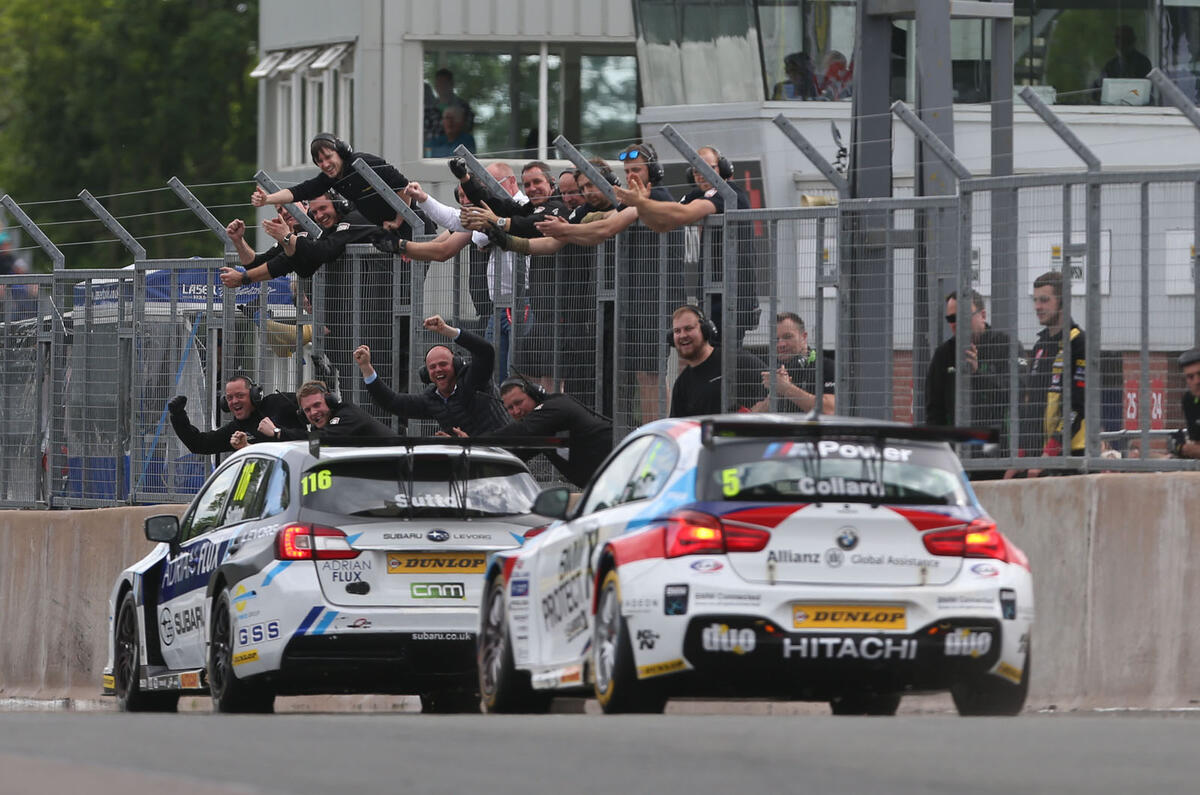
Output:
[922, 519, 1010, 561]
[663, 511, 770, 558]
[523, 525, 549, 541]
[275, 523, 360, 560]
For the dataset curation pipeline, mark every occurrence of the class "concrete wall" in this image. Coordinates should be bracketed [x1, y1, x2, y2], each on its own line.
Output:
[1, 474, 1197, 710]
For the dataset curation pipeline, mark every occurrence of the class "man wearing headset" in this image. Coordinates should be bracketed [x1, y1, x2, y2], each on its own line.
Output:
[167, 373, 303, 455]
[616, 146, 761, 346]
[258, 380, 394, 443]
[1170, 349, 1200, 459]
[353, 314, 507, 436]
[668, 305, 766, 418]
[455, 160, 569, 238]
[250, 132, 424, 235]
[445, 376, 613, 488]
[752, 312, 836, 415]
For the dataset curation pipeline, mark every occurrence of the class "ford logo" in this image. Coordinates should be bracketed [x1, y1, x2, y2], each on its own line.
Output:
[836, 527, 858, 550]
[427, 529, 450, 542]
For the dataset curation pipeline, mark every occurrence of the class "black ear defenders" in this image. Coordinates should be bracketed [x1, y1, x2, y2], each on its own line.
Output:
[296, 384, 340, 422]
[666, 305, 718, 347]
[686, 147, 734, 185]
[619, 143, 664, 186]
[218, 374, 264, 413]
[419, 344, 467, 385]
[310, 132, 352, 165]
[592, 164, 620, 187]
[501, 373, 547, 405]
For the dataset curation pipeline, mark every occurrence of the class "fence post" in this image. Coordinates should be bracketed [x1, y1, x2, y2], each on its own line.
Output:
[253, 170, 323, 238]
[348, 159, 424, 231]
[167, 177, 235, 252]
[1148, 68, 1200, 133]
[1017, 87, 1101, 173]
[77, 190, 147, 261]
[452, 146, 517, 205]
[0, 196, 65, 269]
[770, 115, 850, 198]
[551, 136, 621, 210]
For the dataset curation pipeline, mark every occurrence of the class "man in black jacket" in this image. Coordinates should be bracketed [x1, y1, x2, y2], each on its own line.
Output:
[925, 289, 1014, 433]
[487, 378, 613, 487]
[168, 374, 303, 455]
[273, 380, 394, 442]
[355, 314, 508, 436]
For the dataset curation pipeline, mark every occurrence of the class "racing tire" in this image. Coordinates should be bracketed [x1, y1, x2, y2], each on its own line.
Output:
[113, 591, 179, 713]
[419, 690, 482, 714]
[593, 570, 668, 715]
[951, 649, 1031, 717]
[208, 591, 275, 714]
[478, 576, 552, 714]
[829, 693, 902, 716]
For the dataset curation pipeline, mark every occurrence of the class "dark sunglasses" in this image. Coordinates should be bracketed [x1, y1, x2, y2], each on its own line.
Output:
[619, 149, 644, 162]
[945, 314, 957, 323]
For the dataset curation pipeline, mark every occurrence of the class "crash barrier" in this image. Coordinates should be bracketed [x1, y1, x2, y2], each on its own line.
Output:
[4, 167, 1200, 508]
[1, 473, 1197, 709]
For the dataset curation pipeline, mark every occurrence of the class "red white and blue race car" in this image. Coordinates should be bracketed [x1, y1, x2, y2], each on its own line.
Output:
[477, 414, 1033, 715]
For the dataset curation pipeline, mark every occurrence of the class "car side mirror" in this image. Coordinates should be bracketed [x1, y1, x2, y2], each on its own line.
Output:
[144, 514, 180, 544]
[532, 486, 572, 520]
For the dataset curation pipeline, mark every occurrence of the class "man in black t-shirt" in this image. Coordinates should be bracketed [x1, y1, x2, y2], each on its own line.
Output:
[667, 305, 766, 418]
[753, 312, 836, 414]
[1174, 349, 1200, 459]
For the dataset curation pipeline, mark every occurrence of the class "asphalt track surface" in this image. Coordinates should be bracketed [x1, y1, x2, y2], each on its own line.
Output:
[0, 708, 1198, 795]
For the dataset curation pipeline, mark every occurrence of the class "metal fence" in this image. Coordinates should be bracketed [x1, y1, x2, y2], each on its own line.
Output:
[4, 164, 1200, 508]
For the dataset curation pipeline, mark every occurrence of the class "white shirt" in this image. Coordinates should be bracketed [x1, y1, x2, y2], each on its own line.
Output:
[418, 189, 530, 301]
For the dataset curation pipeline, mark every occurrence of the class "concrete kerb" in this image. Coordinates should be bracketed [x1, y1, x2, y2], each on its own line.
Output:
[1, 474, 1198, 712]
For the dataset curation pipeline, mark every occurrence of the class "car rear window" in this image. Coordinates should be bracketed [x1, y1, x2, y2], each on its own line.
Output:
[701, 438, 970, 506]
[300, 456, 541, 517]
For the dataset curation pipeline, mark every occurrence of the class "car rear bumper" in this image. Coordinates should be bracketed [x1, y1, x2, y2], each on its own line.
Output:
[271, 631, 477, 695]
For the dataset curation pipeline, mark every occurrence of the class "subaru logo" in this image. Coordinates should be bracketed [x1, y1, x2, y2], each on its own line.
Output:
[427, 529, 450, 542]
[836, 527, 858, 551]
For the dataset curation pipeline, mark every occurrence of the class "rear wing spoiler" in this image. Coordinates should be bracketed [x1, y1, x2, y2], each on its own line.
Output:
[307, 433, 568, 458]
[699, 420, 998, 448]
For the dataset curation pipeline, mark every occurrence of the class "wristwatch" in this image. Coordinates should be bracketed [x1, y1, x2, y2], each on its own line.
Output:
[283, 232, 294, 245]
[240, 272, 252, 286]
[497, 217, 508, 231]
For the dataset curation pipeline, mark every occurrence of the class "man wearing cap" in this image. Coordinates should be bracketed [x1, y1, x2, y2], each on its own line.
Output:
[1173, 349, 1200, 458]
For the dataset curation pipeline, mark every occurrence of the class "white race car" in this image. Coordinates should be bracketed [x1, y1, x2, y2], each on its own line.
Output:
[478, 415, 1033, 715]
[103, 440, 544, 713]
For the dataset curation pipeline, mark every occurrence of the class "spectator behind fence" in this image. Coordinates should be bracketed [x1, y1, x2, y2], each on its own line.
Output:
[448, 375, 614, 488]
[753, 312, 836, 414]
[615, 146, 760, 346]
[925, 290, 1015, 443]
[819, 50, 853, 100]
[355, 314, 507, 436]
[458, 159, 569, 238]
[0, 232, 39, 320]
[668, 305, 766, 418]
[771, 52, 819, 100]
[278, 380, 395, 442]
[432, 68, 474, 132]
[618, 142, 674, 202]
[1009, 271, 1086, 478]
[557, 170, 585, 211]
[252, 133, 422, 234]
[1098, 25, 1152, 84]
[426, 103, 476, 157]
[1170, 349, 1200, 459]
[168, 373, 302, 455]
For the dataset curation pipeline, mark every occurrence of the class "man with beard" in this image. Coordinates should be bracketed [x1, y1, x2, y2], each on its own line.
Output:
[667, 305, 766, 417]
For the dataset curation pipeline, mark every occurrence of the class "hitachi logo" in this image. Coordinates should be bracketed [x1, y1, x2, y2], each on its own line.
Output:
[782, 636, 917, 660]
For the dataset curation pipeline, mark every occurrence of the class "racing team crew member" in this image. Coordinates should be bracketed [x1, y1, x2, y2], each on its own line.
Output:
[168, 374, 302, 455]
[251, 132, 421, 234]
[454, 158, 569, 238]
[275, 380, 395, 442]
[477, 377, 613, 487]
[1010, 270, 1086, 478]
[668, 305, 766, 418]
[753, 311, 836, 415]
[1171, 349, 1200, 458]
[925, 290, 1014, 431]
[354, 314, 508, 436]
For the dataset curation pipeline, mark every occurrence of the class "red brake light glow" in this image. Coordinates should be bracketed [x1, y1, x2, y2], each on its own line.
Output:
[922, 519, 1011, 562]
[275, 523, 359, 560]
[663, 511, 770, 558]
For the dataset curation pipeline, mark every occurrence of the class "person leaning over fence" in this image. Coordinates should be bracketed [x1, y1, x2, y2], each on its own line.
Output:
[753, 312, 836, 415]
[168, 373, 302, 455]
[354, 314, 507, 436]
[455, 158, 569, 238]
[251, 133, 420, 234]
[274, 380, 394, 442]
[1009, 271, 1085, 478]
[668, 305, 766, 418]
[925, 290, 1015, 441]
[445, 375, 614, 488]
[1169, 349, 1200, 459]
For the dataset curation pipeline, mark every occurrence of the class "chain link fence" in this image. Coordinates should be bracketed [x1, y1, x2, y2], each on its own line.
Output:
[3, 168, 1200, 507]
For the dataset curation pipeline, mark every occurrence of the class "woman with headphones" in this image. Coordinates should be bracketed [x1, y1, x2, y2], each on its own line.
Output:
[251, 132, 428, 235]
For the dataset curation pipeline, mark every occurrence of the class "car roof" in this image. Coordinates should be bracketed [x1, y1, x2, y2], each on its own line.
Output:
[637, 412, 923, 439]
[229, 441, 531, 471]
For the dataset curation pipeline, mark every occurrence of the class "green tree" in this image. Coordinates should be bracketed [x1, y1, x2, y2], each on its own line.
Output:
[0, 0, 258, 269]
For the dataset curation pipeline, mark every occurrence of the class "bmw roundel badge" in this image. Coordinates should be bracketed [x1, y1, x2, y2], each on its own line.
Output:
[427, 529, 450, 542]
[836, 527, 858, 551]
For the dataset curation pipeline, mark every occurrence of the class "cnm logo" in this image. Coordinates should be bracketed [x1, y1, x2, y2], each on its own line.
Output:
[411, 582, 466, 599]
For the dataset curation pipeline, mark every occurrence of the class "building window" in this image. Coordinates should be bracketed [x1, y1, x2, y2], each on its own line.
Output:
[423, 47, 637, 160]
[756, 0, 856, 101]
[250, 42, 355, 168]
